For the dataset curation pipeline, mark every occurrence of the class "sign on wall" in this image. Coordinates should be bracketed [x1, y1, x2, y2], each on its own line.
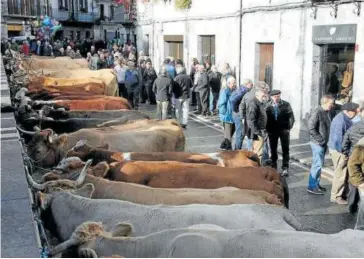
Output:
[312, 24, 357, 44]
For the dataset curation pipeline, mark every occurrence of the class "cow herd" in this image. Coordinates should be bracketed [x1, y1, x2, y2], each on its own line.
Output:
[4, 52, 364, 257]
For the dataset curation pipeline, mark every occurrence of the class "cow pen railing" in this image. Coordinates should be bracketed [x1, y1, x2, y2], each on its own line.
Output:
[19, 127, 51, 258]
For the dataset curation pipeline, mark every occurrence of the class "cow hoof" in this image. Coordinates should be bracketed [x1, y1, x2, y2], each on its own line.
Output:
[79, 248, 97, 258]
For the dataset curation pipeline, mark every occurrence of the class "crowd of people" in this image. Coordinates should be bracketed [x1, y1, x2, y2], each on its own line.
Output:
[2, 37, 363, 226]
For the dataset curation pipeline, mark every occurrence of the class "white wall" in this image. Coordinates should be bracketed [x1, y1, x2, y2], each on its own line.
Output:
[137, 0, 241, 77]
[240, 1, 364, 135]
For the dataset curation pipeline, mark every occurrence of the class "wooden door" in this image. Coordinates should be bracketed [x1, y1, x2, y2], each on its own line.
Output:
[259, 43, 274, 88]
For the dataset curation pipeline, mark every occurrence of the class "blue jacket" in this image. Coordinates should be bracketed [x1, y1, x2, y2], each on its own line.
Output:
[328, 112, 353, 152]
[166, 64, 176, 79]
[218, 88, 233, 123]
[230, 85, 248, 113]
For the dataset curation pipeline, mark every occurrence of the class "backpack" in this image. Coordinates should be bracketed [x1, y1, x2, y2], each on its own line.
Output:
[125, 70, 139, 87]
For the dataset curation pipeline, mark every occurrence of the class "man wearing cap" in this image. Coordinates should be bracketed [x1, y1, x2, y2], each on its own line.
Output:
[328, 102, 359, 204]
[266, 90, 295, 176]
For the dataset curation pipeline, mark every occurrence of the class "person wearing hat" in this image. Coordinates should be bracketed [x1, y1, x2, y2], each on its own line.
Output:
[328, 101, 359, 204]
[307, 95, 335, 195]
[265, 89, 295, 176]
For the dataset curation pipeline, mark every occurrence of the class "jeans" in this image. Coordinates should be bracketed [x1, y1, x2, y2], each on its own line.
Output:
[209, 91, 219, 113]
[175, 98, 190, 125]
[355, 188, 364, 230]
[232, 112, 243, 150]
[308, 142, 327, 190]
[156, 101, 169, 120]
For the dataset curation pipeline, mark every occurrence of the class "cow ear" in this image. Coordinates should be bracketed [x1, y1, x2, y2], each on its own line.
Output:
[72, 183, 95, 198]
[91, 162, 110, 177]
[38, 192, 51, 210]
[111, 222, 133, 237]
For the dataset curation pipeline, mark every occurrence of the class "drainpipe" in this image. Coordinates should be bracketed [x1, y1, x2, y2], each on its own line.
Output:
[185, 9, 189, 69]
[238, 0, 243, 86]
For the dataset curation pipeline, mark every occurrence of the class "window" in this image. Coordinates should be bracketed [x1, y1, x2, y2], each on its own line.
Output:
[198, 35, 215, 65]
[109, 5, 114, 20]
[70, 30, 74, 40]
[79, 0, 88, 12]
[58, 0, 68, 10]
[76, 31, 81, 40]
[144, 34, 149, 56]
[99, 4, 105, 20]
[85, 31, 90, 39]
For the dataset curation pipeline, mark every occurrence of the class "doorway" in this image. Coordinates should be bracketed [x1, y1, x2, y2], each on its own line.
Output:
[257, 43, 274, 89]
[199, 35, 215, 65]
[320, 44, 355, 104]
[164, 35, 183, 60]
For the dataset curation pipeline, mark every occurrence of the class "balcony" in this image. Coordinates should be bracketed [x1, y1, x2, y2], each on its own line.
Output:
[50, 7, 98, 23]
[52, 7, 70, 21]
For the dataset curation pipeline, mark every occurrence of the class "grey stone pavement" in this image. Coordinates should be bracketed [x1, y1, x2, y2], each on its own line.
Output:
[1, 57, 41, 258]
[140, 104, 356, 234]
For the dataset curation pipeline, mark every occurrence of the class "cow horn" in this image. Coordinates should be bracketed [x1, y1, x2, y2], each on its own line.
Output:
[25, 167, 46, 191]
[33, 126, 41, 132]
[49, 238, 80, 257]
[75, 159, 93, 187]
[16, 126, 36, 136]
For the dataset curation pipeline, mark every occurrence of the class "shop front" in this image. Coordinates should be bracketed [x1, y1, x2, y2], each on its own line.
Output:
[312, 24, 357, 106]
[7, 24, 23, 37]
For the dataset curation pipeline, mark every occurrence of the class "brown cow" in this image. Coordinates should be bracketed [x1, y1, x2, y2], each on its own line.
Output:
[24, 119, 185, 167]
[66, 142, 260, 167]
[34, 96, 131, 110]
[104, 161, 288, 207]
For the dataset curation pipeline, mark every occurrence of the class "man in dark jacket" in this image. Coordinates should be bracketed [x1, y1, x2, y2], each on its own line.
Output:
[195, 65, 209, 117]
[307, 95, 335, 195]
[239, 84, 256, 150]
[230, 79, 252, 150]
[208, 65, 222, 116]
[342, 109, 364, 157]
[266, 90, 295, 176]
[138, 60, 147, 103]
[246, 83, 269, 164]
[153, 66, 173, 120]
[125, 61, 141, 110]
[143, 61, 157, 104]
[174, 66, 193, 128]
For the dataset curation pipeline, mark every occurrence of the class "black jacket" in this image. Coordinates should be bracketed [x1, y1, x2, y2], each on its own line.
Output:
[342, 120, 364, 156]
[208, 71, 221, 92]
[174, 73, 192, 99]
[246, 97, 267, 139]
[195, 72, 209, 91]
[143, 68, 157, 86]
[152, 75, 173, 102]
[239, 88, 255, 119]
[266, 100, 295, 133]
[308, 106, 332, 146]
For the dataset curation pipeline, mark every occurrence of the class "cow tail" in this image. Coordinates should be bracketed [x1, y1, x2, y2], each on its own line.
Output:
[280, 174, 290, 209]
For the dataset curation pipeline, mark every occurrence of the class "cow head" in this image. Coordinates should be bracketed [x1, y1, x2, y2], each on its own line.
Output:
[66, 141, 110, 162]
[26, 128, 69, 167]
[26, 159, 92, 193]
[49, 221, 133, 257]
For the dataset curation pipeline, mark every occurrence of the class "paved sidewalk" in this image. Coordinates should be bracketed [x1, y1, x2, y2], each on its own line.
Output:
[188, 112, 335, 179]
[1, 56, 41, 257]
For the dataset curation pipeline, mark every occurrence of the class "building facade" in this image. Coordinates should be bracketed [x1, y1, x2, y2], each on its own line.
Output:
[1, 0, 136, 43]
[136, 0, 364, 136]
